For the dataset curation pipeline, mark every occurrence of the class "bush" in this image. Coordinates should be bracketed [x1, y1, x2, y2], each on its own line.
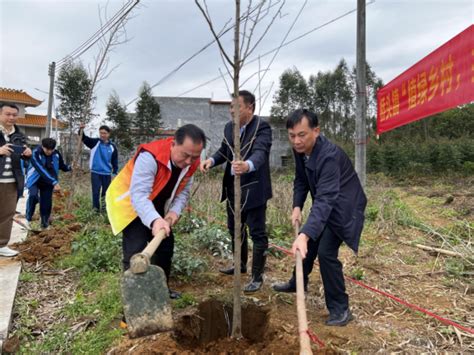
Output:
[68, 228, 122, 273]
[172, 234, 208, 278]
[462, 161, 474, 175]
[191, 224, 232, 258]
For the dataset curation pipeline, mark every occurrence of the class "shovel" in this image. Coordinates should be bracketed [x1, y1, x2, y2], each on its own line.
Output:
[294, 221, 312, 354]
[122, 229, 174, 338]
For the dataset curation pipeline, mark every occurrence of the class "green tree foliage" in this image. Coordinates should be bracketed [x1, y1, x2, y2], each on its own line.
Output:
[270, 67, 309, 120]
[271, 60, 473, 176]
[56, 61, 94, 128]
[135, 82, 162, 143]
[56, 61, 94, 162]
[272, 59, 381, 142]
[106, 92, 133, 151]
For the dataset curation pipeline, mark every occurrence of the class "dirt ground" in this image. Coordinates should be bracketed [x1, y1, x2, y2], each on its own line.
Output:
[9, 176, 474, 354]
[106, 246, 472, 354]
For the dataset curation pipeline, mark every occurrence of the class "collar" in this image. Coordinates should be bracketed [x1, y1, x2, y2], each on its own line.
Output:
[0, 124, 15, 136]
[303, 135, 324, 171]
[240, 114, 255, 128]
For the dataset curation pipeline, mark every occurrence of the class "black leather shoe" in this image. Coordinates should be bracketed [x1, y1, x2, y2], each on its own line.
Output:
[325, 309, 353, 326]
[272, 281, 307, 293]
[169, 290, 182, 299]
[219, 266, 247, 275]
[243, 278, 263, 293]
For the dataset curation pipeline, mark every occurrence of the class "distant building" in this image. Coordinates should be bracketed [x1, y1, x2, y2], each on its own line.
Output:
[0, 88, 67, 145]
[151, 96, 291, 168]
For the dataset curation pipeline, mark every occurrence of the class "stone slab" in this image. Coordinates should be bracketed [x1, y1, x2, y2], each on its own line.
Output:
[0, 260, 21, 348]
[0, 192, 27, 352]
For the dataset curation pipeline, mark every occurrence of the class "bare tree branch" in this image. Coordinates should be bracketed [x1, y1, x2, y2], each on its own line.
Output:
[260, 80, 274, 109]
[219, 68, 232, 96]
[242, 0, 286, 62]
[239, 68, 269, 87]
[195, 0, 234, 67]
[253, 0, 307, 92]
[241, 0, 265, 62]
[67, 1, 137, 208]
[239, 0, 253, 55]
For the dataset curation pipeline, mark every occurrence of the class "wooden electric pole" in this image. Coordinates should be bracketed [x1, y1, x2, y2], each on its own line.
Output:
[46, 61, 56, 138]
[355, 0, 367, 187]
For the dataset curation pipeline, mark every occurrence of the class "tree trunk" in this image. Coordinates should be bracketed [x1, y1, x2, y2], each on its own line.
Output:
[231, 0, 242, 340]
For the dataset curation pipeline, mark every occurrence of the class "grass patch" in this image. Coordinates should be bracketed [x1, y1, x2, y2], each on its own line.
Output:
[16, 194, 124, 354]
[173, 293, 197, 309]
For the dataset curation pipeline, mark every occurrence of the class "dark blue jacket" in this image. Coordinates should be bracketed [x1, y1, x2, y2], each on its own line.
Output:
[212, 115, 272, 210]
[26, 146, 71, 188]
[79, 130, 118, 175]
[294, 135, 367, 252]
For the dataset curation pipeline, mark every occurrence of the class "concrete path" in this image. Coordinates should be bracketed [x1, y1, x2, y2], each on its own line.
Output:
[0, 194, 28, 351]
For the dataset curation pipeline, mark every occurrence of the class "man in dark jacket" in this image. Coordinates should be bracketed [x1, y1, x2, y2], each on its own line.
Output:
[0, 103, 31, 257]
[79, 124, 118, 212]
[200, 90, 272, 293]
[25, 138, 71, 229]
[273, 109, 367, 326]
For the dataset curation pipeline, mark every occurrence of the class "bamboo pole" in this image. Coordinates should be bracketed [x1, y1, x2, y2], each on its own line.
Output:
[294, 222, 312, 355]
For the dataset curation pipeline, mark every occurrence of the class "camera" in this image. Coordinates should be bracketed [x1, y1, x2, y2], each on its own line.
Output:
[11, 144, 26, 155]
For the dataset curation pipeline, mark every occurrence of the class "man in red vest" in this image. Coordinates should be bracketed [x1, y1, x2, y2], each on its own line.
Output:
[106, 124, 206, 299]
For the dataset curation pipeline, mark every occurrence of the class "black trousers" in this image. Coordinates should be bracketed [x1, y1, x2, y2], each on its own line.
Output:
[291, 226, 348, 315]
[122, 217, 174, 281]
[226, 202, 268, 267]
[91, 172, 111, 211]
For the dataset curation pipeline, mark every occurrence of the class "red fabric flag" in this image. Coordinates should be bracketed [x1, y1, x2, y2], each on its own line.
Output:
[377, 25, 474, 134]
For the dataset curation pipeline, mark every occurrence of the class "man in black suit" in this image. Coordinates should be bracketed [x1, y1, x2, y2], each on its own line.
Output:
[273, 109, 367, 326]
[201, 90, 272, 293]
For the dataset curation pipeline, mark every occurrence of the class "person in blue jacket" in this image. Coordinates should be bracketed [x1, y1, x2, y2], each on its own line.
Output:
[273, 109, 367, 327]
[79, 123, 118, 212]
[25, 138, 71, 229]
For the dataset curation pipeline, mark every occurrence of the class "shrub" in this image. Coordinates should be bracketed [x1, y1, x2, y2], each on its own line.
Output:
[68, 228, 122, 273]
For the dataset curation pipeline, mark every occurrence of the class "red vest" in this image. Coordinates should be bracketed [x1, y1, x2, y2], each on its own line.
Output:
[106, 138, 199, 235]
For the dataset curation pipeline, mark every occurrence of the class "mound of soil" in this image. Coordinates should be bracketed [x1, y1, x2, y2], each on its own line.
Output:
[13, 222, 82, 264]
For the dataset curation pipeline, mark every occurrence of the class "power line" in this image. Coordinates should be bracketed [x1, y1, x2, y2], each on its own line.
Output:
[56, 0, 134, 66]
[125, 0, 284, 107]
[251, 0, 308, 92]
[177, 1, 375, 98]
[56, 0, 139, 71]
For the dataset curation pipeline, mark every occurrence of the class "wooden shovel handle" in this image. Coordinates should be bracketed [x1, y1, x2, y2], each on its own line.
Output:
[294, 221, 313, 354]
[143, 228, 167, 257]
[130, 229, 167, 274]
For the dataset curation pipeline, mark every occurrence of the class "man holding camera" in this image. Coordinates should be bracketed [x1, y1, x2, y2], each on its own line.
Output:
[0, 103, 31, 257]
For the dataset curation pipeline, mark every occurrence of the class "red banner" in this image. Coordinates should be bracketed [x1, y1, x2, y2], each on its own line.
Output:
[377, 25, 474, 134]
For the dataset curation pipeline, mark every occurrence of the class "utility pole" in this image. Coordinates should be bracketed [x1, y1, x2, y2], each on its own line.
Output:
[355, 0, 366, 187]
[46, 61, 56, 138]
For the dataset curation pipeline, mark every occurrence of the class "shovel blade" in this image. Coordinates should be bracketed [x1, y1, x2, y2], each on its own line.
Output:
[122, 265, 173, 338]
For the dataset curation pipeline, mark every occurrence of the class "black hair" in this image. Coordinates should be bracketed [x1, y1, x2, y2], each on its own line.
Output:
[286, 109, 319, 129]
[42, 137, 57, 150]
[175, 124, 206, 148]
[99, 125, 111, 133]
[0, 103, 20, 112]
[237, 90, 256, 113]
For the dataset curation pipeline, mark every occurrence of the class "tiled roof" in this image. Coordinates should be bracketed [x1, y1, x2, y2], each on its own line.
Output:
[0, 88, 42, 107]
[17, 114, 68, 129]
[210, 100, 231, 105]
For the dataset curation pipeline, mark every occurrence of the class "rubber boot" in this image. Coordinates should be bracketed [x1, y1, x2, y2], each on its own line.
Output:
[244, 248, 266, 293]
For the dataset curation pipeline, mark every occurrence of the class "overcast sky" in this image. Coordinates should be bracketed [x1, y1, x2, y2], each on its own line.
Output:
[1, 0, 473, 128]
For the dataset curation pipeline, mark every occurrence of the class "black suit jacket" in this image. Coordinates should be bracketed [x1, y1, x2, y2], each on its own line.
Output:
[293, 135, 367, 252]
[212, 115, 272, 211]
